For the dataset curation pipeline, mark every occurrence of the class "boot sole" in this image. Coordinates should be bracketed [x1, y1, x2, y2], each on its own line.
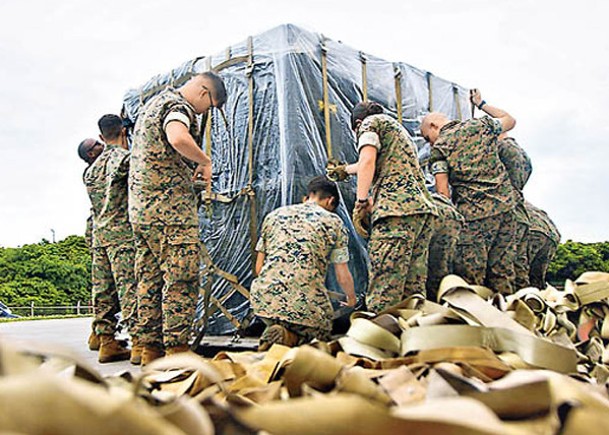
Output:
[98, 353, 131, 364]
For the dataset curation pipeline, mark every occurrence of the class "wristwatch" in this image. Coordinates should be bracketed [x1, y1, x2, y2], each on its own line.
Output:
[357, 198, 369, 204]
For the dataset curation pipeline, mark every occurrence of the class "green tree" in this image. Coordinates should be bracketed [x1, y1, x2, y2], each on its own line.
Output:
[548, 240, 609, 284]
[0, 236, 91, 308]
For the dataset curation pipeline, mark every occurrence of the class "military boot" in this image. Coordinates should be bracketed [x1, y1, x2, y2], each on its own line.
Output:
[98, 335, 130, 363]
[87, 331, 100, 351]
[258, 325, 299, 351]
[165, 344, 190, 356]
[141, 346, 164, 366]
[130, 338, 144, 365]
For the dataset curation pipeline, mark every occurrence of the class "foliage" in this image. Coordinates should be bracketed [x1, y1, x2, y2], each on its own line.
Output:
[0, 236, 91, 307]
[547, 241, 609, 284]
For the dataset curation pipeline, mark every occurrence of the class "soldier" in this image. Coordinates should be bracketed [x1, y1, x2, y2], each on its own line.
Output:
[426, 193, 464, 301]
[421, 89, 518, 294]
[129, 72, 227, 365]
[82, 115, 142, 364]
[251, 176, 356, 350]
[345, 102, 437, 312]
[78, 138, 105, 352]
[498, 132, 533, 290]
[526, 201, 561, 289]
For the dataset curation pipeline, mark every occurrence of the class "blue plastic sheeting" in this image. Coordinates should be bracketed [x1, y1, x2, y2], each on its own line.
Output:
[122, 24, 472, 334]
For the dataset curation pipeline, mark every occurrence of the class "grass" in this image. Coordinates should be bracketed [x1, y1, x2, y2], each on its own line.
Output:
[0, 314, 93, 323]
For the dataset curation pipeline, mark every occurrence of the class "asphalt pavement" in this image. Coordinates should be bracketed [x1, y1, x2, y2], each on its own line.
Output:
[0, 317, 136, 376]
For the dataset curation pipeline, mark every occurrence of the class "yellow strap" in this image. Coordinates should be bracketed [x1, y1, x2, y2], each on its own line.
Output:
[360, 51, 368, 101]
[320, 36, 332, 157]
[246, 36, 258, 275]
[574, 281, 609, 306]
[394, 64, 403, 124]
[400, 324, 577, 373]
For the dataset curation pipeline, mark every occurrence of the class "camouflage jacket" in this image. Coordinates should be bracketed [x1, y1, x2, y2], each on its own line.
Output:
[430, 117, 517, 221]
[84, 144, 133, 247]
[357, 114, 437, 225]
[525, 201, 561, 244]
[250, 202, 350, 331]
[498, 137, 532, 191]
[129, 88, 201, 226]
[431, 192, 464, 225]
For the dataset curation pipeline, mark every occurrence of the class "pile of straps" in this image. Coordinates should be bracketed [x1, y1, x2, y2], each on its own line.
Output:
[2, 272, 609, 434]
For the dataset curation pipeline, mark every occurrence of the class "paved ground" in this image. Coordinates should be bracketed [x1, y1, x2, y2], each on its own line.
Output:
[0, 317, 135, 376]
[0, 317, 260, 377]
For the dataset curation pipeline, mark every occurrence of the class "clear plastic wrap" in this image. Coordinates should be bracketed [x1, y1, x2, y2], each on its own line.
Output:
[123, 24, 472, 334]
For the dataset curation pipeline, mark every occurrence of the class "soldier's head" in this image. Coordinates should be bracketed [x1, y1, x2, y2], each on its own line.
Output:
[77, 138, 104, 165]
[97, 114, 127, 149]
[351, 101, 384, 132]
[306, 176, 340, 212]
[420, 112, 450, 145]
[181, 72, 227, 114]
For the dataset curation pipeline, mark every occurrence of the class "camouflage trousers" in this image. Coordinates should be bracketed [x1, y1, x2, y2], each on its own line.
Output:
[259, 317, 331, 346]
[132, 224, 200, 349]
[366, 214, 434, 313]
[427, 216, 462, 302]
[528, 232, 558, 289]
[91, 242, 139, 338]
[513, 222, 531, 291]
[455, 211, 517, 295]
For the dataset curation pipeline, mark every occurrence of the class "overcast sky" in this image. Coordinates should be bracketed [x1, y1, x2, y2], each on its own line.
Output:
[0, 0, 607, 247]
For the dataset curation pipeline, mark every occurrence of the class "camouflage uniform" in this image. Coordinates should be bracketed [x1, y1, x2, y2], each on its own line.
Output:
[430, 117, 518, 294]
[129, 88, 201, 349]
[498, 137, 533, 290]
[251, 201, 350, 343]
[426, 193, 464, 301]
[357, 114, 437, 312]
[526, 201, 561, 289]
[84, 144, 139, 338]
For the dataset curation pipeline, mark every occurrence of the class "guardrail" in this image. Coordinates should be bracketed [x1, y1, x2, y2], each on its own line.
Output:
[8, 302, 93, 317]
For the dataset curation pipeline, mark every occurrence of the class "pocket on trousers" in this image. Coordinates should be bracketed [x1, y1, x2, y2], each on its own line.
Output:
[165, 225, 200, 245]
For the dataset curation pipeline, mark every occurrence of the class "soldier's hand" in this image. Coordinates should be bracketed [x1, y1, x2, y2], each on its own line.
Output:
[326, 158, 351, 182]
[345, 293, 357, 307]
[193, 163, 212, 183]
[355, 197, 373, 213]
[470, 88, 483, 107]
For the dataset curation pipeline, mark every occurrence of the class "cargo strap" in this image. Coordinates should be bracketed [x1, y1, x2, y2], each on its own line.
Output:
[394, 64, 403, 124]
[320, 36, 333, 157]
[452, 85, 463, 121]
[246, 36, 258, 275]
[360, 51, 368, 101]
[426, 71, 433, 112]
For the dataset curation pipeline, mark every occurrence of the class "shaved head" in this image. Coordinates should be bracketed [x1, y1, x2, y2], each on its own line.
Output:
[420, 112, 451, 145]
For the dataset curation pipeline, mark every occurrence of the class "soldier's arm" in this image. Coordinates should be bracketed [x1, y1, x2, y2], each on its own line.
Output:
[355, 146, 377, 201]
[165, 121, 212, 167]
[471, 89, 516, 133]
[334, 262, 356, 307]
[434, 173, 450, 199]
[254, 252, 266, 276]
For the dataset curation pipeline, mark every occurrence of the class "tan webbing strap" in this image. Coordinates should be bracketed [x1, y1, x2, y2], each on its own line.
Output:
[452, 85, 462, 121]
[360, 51, 368, 101]
[574, 281, 609, 306]
[426, 71, 434, 112]
[246, 36, 258, 275]
[394, 64, 403, 124]
[400, 325, 578, 373]
[320, 35, 333, 157]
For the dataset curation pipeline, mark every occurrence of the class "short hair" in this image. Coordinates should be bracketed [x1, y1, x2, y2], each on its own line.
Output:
[98, 114, 123, 140]
[77, 138, 98, 164]
[351, 101, 384, 129]
[201, 71, 227, 109]
[306, 176, 340, 202]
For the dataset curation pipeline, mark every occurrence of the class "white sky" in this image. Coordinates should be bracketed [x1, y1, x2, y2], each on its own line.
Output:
[0, 0, 607, 247]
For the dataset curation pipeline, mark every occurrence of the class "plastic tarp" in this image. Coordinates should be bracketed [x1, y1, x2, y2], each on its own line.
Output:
[123, 24, 472, 334]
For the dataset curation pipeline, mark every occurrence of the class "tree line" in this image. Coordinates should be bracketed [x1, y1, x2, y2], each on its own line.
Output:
[0, 236, 607, 307]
